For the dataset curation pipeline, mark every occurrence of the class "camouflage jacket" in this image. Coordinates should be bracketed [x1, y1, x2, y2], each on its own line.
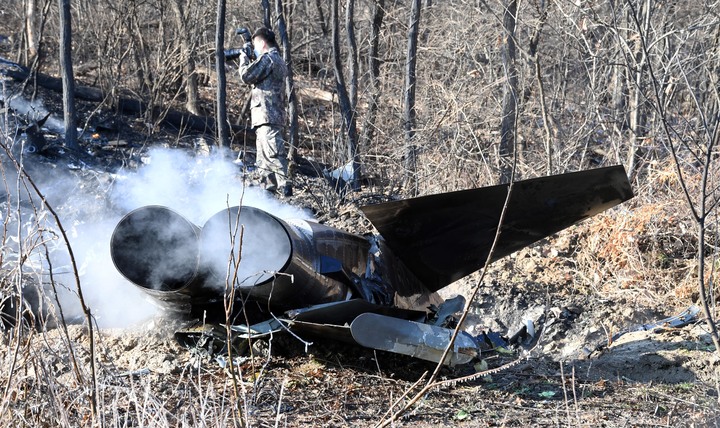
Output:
[239, 47, 287, 128]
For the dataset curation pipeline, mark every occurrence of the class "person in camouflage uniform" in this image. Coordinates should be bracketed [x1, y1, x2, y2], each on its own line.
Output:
[238, 27, 291, 196]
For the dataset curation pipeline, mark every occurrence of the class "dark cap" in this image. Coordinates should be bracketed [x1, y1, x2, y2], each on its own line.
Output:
[252, 27, 277, 47]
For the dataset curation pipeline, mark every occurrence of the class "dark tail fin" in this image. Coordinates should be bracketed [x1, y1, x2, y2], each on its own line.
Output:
[360, 166, 633, 292]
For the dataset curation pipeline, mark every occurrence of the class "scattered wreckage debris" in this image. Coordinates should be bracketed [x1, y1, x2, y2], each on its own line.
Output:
[110, 166, 633, 366]
[611, 305, 701, 342]
[581, 305, 700, 359]
[172, 296, 534, 367]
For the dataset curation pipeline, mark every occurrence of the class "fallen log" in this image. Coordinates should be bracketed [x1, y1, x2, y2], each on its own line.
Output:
[0, 57, 254, 145]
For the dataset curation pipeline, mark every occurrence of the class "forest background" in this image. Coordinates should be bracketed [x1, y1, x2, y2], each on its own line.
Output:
[0, 0, 719, 426]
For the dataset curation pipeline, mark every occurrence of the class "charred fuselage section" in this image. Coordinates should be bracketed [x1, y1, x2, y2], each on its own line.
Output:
[110, 205, 432, 318]
[110, 165, 634, 364]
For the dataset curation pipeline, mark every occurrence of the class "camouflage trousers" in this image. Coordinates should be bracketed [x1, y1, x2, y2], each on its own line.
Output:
[255, 124, 289, 192]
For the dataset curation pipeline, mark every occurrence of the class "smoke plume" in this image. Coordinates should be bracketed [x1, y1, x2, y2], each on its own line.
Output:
[23, 147, 311, 328]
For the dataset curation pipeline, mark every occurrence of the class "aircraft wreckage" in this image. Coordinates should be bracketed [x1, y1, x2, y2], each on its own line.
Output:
[110, 166, 633, 365]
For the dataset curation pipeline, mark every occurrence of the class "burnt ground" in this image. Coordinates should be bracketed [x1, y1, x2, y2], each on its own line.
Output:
[0, 76, 719, 427]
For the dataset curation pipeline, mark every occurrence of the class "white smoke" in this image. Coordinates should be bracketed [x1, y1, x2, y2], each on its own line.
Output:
[2, 93, 66, 135]
[199, 206, 293, 290]
[36, 147, 312, 328]
[111, 148, 309, 223]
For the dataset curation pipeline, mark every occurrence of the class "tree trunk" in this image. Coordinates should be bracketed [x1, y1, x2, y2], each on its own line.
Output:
[275, 0, 299, 171]
[314, 0, 328, 36]
[498, 0, 517, 184]
[698, 218, 720, 358]
[27, 0, 52, 97]
[626, 0, 652, 180]
[215, 0, 230, 148]
[170, 0, 201, 115]
[345, 0, 358, 109]
[58, 0, 78, 151]
[536, 56, 554, 176]
[128, 12, 153, 98]
[331, 0, 360, 189]
[529, 1, 552, 175]
[360, 0, 385, 153]
[262, 0, 272, 28]
[403, 0, 421, 196]
[285, 0, 295, 41]
[25, 0, 37, 63]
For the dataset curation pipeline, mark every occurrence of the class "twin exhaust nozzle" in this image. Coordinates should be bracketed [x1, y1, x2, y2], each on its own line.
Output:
[110, 206, 291, 300]
[110, 205, 353, 309]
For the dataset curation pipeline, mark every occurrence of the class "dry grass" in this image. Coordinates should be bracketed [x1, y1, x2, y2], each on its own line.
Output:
[0, 141, 717, 426]
[2, 0, 720, 422]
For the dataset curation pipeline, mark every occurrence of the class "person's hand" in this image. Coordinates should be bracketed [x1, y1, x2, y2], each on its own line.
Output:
[242, 42, 255, 61]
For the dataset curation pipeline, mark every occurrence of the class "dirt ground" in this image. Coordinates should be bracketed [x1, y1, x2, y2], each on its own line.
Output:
[1, 76, 719, 427]
[69, 271, 720, 427]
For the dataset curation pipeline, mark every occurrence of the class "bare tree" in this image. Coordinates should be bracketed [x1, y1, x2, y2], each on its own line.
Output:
[621, 0, 652, 180]
[25, 0, 38, 63]
[345, 0, 358, 109]
[498, 0, 517, 184]
[215, 0, 230, 148]
[58, 0, 78, 151]
[314, 0, 328, 36]
[26, 0, 52, 94]
[262, 0, 271, 28]
[170, 0, 202, 115]
[331, 0, 360, 189]
[629, 0, 720, 356]
[126, 4, 154, 99]
[527, 1, 552, 175]
[403, 0, 421, 196]
[275, 0, 299, 174]
[360, 0, 385, 153]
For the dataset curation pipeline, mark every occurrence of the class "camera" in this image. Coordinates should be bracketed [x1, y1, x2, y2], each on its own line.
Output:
[235, 28, 252, 44]
[225, 28, 254, 61]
